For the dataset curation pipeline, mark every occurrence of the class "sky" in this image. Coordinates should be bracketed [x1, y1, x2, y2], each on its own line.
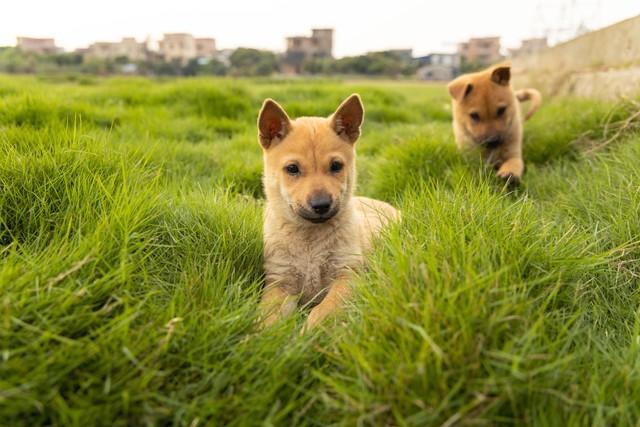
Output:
[1, 0, 639, 57]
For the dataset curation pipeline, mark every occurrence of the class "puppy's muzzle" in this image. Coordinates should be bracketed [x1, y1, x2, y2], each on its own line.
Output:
[481, 135, 503, 149]
[298, 192, 338, 223]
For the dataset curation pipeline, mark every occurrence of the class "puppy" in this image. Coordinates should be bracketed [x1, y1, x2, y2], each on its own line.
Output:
[447, 63, 541, 185]
[256, 94, 399, 332]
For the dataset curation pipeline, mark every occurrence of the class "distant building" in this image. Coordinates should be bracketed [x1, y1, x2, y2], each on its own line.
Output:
[158, 33, 217, 64]
[159, 34, 196, 63]
[195, 38, 216, 58]
[415, 53, 460, 81]
[16, 37, 60, 54]
[85, 37, 148, 61]
[458, 37, 502, 66]
[509, 37, 548, 58]
[286, 29, 333, 58]
[282, 28, 333, 74]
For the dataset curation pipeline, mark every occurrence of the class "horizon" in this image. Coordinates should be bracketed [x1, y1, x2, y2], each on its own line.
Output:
[1, 0, 639, 58]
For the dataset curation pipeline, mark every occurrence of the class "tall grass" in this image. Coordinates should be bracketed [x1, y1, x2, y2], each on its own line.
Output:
[0, 74, 639, 425]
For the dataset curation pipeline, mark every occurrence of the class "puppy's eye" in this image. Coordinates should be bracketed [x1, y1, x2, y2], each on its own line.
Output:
[496, 106, 507, 117]
[470, 112, 481, 122]
[285, 164, 300, 175]
[330, 160, 343, 173]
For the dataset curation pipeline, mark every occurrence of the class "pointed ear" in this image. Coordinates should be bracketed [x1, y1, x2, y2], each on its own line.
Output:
[257, 99, 291, 149]
[448, 78, 473, 101]
[330, 94, 364, 143]
[491, 64, 511, 86]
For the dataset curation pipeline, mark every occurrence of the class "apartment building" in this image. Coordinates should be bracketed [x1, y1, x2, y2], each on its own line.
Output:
[415, 53, 461, 81]
[195, 38, 216, 58]
[85, 37, 148, 61]
[283, 28, 333, 74]
[16, 37, 60, 54]
[458, 37, 502, 66]
[158, 33, 217, 63]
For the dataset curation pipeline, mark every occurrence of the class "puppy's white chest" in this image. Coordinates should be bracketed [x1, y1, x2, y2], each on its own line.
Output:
[291, 245, 332, 302]
[264, 227, 359, 305]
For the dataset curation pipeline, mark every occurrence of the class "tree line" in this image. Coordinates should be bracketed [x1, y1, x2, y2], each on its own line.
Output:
[0, 47, 420, 77]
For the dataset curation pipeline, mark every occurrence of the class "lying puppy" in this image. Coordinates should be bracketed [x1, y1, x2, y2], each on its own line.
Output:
[447, 63, 541, 185]
[257, 94, 399, 332]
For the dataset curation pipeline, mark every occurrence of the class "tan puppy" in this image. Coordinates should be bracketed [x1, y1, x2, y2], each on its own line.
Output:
[256, 94, 399, 332]
[447, 63, 541, 185]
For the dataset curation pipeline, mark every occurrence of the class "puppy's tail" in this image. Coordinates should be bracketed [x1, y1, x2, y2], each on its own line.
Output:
[515, 88, 542, 121]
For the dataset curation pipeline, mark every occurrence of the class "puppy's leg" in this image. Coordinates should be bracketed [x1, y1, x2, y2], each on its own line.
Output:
[496, 157, 524, 185]
[302, 277, 352, 333]
[258, 284, 297, 328]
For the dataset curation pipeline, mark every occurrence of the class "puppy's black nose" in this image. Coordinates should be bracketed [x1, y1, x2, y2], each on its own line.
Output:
[485, 135, 503, 147]
[309, 195, 332, 215]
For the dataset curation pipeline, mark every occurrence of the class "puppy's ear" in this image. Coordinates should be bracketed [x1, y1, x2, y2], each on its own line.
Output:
[491, 64, 511, 86]
[257, 99, 291, 149]
[448, 78, 473, 101]
[330, 94, 364, 143]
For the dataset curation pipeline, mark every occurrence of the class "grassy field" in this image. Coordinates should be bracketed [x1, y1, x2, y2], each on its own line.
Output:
[1, 73, 639, 426]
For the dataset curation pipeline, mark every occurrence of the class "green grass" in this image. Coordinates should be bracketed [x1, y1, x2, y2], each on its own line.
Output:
[1, 74, 639, 426]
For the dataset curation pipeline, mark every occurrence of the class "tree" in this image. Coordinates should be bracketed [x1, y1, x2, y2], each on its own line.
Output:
[229, 48, 278, 76]
[183, 58, 228, 76]
[312, 51, 417, 77]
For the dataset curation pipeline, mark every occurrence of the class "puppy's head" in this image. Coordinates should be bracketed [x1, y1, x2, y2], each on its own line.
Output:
[258, 94, 364, 224]
[448, 63, 516, 147]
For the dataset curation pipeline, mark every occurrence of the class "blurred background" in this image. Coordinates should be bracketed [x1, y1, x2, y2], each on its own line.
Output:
[1, 0, 639, 97]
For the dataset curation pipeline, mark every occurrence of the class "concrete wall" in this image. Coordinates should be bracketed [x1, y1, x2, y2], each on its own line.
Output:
[513, 15, 640, 99]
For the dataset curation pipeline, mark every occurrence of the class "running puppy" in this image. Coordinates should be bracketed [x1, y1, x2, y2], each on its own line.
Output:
[257, 94, 399, 332]
[447, 63, 541, 185]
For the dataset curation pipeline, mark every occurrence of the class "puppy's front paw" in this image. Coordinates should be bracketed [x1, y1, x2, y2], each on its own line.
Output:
[497, 171, 521, 187]
[301, 311, 321, 335]
[257, 313, 279, 330]
[496, 158, 523, 187]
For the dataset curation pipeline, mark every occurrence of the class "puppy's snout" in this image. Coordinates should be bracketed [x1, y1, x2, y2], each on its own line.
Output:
[484, 135, 503, 147]
[309, 193, 332, 215]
